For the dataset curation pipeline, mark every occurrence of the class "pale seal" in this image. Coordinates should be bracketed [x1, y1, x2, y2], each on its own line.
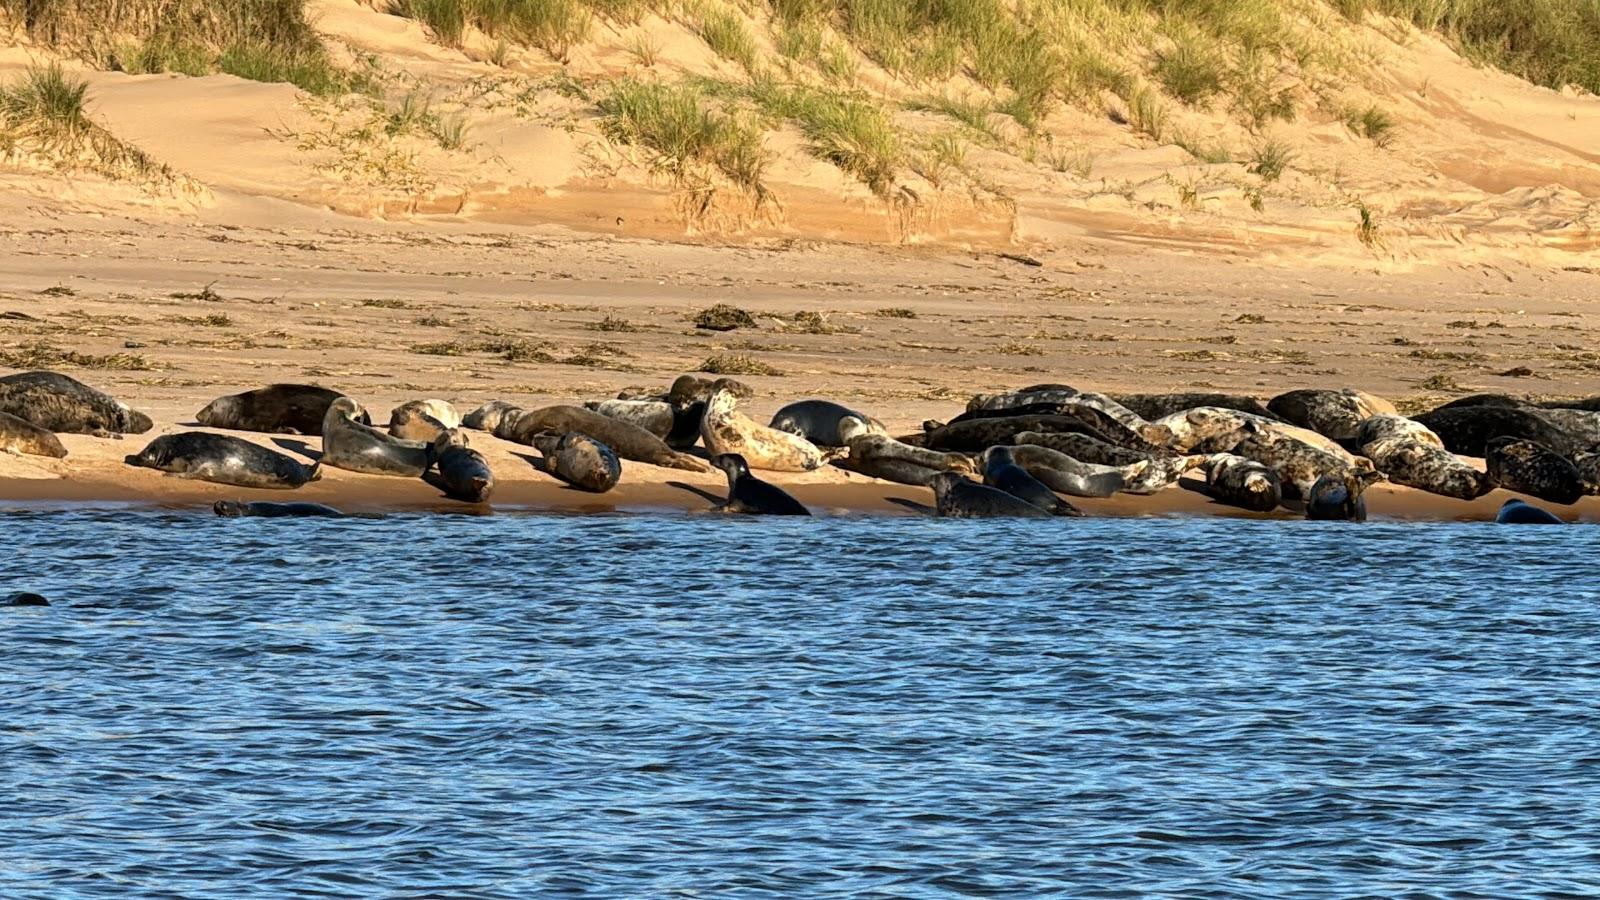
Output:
[711, 453, 811, 515]
[501, 404, 705, 472]
[423, 429, 495, 503]
[1232, 428, 1378, 500]
[770, 399, 887, 448]
[1155, 407, 1350, 456]
[929, 472, 1052, 518]
[832, 426, 974, 486]
[0, 411, 67, 458]
[1201, 453, 1282, 512]
[585, 399, 675, 442]
[126, 432, 321, 489]
[702, 388, 831, 472]
[214, 500, 346, 518]
[196, 384, 360, 436]
[1485, 437, 1583, 505]
[531, 431, 621, 493]
[1267, 389, 1397, 441]
[321, 397, 431, 476]
[388, 403, 451, 443]
[1495, 498, 1563, 525]
[463, 400, 522, 432]
[981, 446, 1083, 516]
[0, 370, 153, 436]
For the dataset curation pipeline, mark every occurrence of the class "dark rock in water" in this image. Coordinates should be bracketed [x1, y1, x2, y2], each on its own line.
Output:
[6, 592, 49, 606]
[1495, 499, 1563, 525]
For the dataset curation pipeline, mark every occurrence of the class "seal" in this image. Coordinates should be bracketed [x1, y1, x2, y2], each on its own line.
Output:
[1011, 430, 1153, 468]
[1432, 396, 1600, 448]
[531, 431, 622, 493]
[1495, 498, 1564, 525]
[668, 374, 754, 406]
[833, 424, 975, 486]
[981, 446, 1083, 516]
[501, 404, 706, 472]
[923, 414, 1123, 453]
[1357, 415, 1489, 500]
[1004, 444, 1133, 498]
[0, 370, 153, 435]
[321, 397, 431, 476]
[1485, 437, 1583, 505]
[928, 472, 1053, 519]
[462, 400, 521, 432]
[1155, 407, 1350, 456]
[964, 389, 1173, 445]
[1268, 389, 1396, 441]
[1575, 452, 1600, 495]
[1413, 406, 1584, 457]
[1119, 453, 1207, 495]
[388, 403, 451, 443]
[1232, 428, 1378, 500]
[711, 453, 811, 515]
[1306, 472, 1380, 521]
[5, 592, 49, 606]
[1112, 392, 1278, 422]
[702, 388, 832, 472]
[585, 399, 675, 442]
[770, 399, 887, 448]
[422, 429, 495, 503]
[196, 384, 360, 435]
[1201, 453, 1282, 512]
[214, 499, 346, 518]
[0, 410, 67, 458]
[126, 432, 321, 489]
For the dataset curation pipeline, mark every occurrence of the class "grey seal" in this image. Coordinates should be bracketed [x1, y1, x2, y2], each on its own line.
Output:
[1267, 389, 1396, 441]
[1112, 392, 1279, 422]
[126, 432, 321, 489]
[502, 404, 706, 472]
[1357, 415, 1490, 500]
[770, 399, 887, 448]
[423, 429, 495, 503]
[196, 384, 360, 435]
[0, 410, 67, 458]
[585, 399, 675, 441]
[214, 500, 346, 517]
[702, 388, 832, 472]
[1485, 437, 1583, 505]
[0, 370, 153, 435]
[832, 425, 974, 486]
[1004, 444, 1131, 498]
[928, 472, 1052, 519]
[981, 446, 1082, 516]
[531, 431, 622, 493]
[711, 453, 811, 515]
[964, 389, 1172, 445]
[321, 397, 431, 476]
[1201, 453, 1282, 512]
[5, 592, 49, 606]
[1495, 498, 1563, 525]
[923, 414, 1125, 453]
[1414, 406, 1584, 457]
[1011, 430, 1153, 468]
[388, 400, 458, 442]
[1232, 427, 1378, 500]
[1306, 472, 1380, 521]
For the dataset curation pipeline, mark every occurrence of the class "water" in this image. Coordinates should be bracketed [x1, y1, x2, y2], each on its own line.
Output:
[4, 509, 1599, 897]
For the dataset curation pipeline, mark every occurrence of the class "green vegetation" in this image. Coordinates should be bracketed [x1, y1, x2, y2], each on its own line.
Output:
[386, 0, 591, 60]
[0, 64, 175, 183]
[598, 80, 769, 198]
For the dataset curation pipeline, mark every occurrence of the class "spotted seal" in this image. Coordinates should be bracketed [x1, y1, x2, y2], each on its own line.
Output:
[1010, 430, 1153, 468]
[1004, 444, 1133, 498]
[1232, 427, 1377, 500]
[531, 431, 621, 493]
[1112, 392, 1279, 422]
[321, 397, 431, 476]
[0, 411, 67, 458]
[1495, 498, 1564, 525]
[1306, 472, 1381, 521]
[832, 426, 974, 486]
[965, 389, 1173, 445]
[126, 432, 321, 489]
[1201, 453, 1282, 512]
[711, 453, 810, 515]
[1485, 437, 1583, 505]
[585, 399, 676, 441]
[214, 500, 346, 517]
[1267, 389, 1396, 441]
[702, 388, 832, 472]
[1575, 452, 1600, 495]
[196, 384, 359, 436]
[928, 472, 1052, 519]
[770, 399, 887, 448]
[923, 415, 1124, 453]
[462, 400, 521, 432]
[981, 446, 1083, 516]
[1156, 407, 1350, 456]
[423, 429, 495, 503]
[1356, 415, 1489, 500]
[502, 404, 706, 472]
[1413, 406, 1583, 457]
[0, 370, 153, 436]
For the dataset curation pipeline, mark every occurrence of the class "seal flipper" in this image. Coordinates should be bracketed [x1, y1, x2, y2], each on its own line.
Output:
[1081, 471, 1126, 498]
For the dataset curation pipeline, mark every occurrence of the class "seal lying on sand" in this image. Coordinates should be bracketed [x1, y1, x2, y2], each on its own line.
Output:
[196, 384, 359, 436]
[0, 371, 153, 436]
[423, 429, 495, 503]
[711, 454, 810, 515]
[771, 400, 887, 448]
[1357, 415, 1490, 500]
[832, 421, 974, 486]
[1112, 392, 1278, 422]
[504, 404, 706, 472]
[127, 433, 321, 489]
[531, 432, 621, 493]
[929, 472, 1052, 519]
[1306, 472, 1380, 521]
[1268, 389, 1396, 441]
[1201, 454, 1282, 512]
[321, 397, 431, 476]
[1485, 437, 1583, 505]
[388, 404, 450, 443]
[981, 446, 1082, 516]
[1575, 452, 1600, 496]
[702, 388, 832, 472]
[1495, 498, 1563, 525]
[1156, 407, 1349, 456]
[586, 399, 675, 441]
[462, 400, 521, 432]
[1004, 444, 1130, 498]
[0, 411, 67, 458]
[214, 500, 345, 518]
[923, 414, 1130, 453]
[1414, 406, 1584, 457]
[1233, 428, 1377, 500]
[966, 389, 1172, 444]
[1011, 430, 1152, 468]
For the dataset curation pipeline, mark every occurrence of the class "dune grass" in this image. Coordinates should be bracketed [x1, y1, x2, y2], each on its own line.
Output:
[386, 0, 591, 60]
[598, 79, 769, 198]
[0, 63, 177, 183]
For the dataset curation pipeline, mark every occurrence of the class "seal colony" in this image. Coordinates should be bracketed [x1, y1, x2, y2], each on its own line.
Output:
[5, 368, 1600, 524]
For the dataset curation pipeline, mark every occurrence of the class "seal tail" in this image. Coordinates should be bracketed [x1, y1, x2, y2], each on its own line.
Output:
[304, 461, 323, 483]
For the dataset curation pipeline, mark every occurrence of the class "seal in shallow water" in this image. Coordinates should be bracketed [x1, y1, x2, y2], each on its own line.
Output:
[214, 500, 345, 518]
[1485, 437, 1583, 505]
[0, 411, 67, 458]
[928, 472, 1052, 519]
[711, 453, 810, 515]
[770, 399, 887, 448]
[423, 429, 495, 503]
[126, 432, 321, 489]
[196, 384, 359, 436]
[321, 397, 431, 476]
[531, 431, 621, 493]
[1495, 498, 1563, 525]
[0, 370, 153, 436]
[702, 388, 832, 472]
[1306, 471, 1380, 521]
[981, 446, 1082, 516]
[1201, 453, 1282, 512]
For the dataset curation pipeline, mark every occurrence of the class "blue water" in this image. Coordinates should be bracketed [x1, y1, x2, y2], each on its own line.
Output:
[4, 509, 1599, 897]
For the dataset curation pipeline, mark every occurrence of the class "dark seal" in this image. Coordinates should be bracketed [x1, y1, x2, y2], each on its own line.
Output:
[423, 429, 495, 503]
[711, 453, 811, 515]
[196, 384, 361, 435]
[981, 446, 1083, 516]
[0, 370, 153, 435]
[769, 399, 886, 448]
[5, 592, 49, 606]
[928, 472, 1052, 519]
[1413, 406, 1584, 457]
[1495, 498, 1563, 525]
[1485, 437, 1584, 505]
[126, 432, 321, 489]
[531, 431, 622, 493]
[1305, 472, 1381, 521]
[214, 500, 346, 517]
